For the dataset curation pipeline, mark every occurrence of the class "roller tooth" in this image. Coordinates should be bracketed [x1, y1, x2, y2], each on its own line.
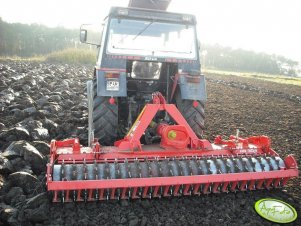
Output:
[181, 160, 190, 176]
[248, 180, 256, 190]
[95, 190, 99, 201]
[207, 159, 217, 174]
[188, 160, 193, 176]
[189, 159, 198, 176]
[125, 159, 130, 178]
[234, 158, 243, 172]
[217, 158, 227, 174]
[179, 186, 183, 195]
[117, 168, 120, 178]
[274, 178, 281, 187]
[94, 161, 98, 180]
[259, 157, 267, 171]
[264, 157, 271, 168]
[189, 185, 193, 195]
[161, 159, 171, 177]
[73, 190, 76, 202]
[72, 163, 77, 180]
[252, 157, 263, 172]
[274, 157, 285, 170]
[233, 160, 239, 172]
[84, 190, 87, 202]
[61, 161, 64, 180]
[240, 158, 247, 171]
[84, 160, 87, 180]
[158, 164, 162, 176]
[159, 187, 163, 198]
[60, 191, 64, 203]
[225, 158, 234, 173]
[115, 160, 120, 179]
[105, 161, 110, 179]
[199, 159, 209, 175]
[134, 159, 140, 179]
[146, 160, 151, 177]
[244, 158, 252, 172]
[205, 159, 211, 173]
[128, 190, 131, 200]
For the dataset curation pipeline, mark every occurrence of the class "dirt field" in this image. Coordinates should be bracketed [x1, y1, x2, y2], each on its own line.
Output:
[0, 61, 300, 225]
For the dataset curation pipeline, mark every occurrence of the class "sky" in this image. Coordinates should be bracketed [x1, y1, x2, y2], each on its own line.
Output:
[1, 0, 301, 62]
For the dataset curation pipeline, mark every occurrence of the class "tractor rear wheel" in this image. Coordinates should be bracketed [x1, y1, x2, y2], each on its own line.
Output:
[93, 83, 118, 145]
[175, 91, 205, 138]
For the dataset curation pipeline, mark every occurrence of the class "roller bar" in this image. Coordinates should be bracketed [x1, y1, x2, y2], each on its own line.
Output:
[48, 169, 297, 202]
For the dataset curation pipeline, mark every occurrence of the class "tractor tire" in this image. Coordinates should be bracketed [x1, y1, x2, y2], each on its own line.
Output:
[93, 83, 118, 145]
[175, 92, 205, 138]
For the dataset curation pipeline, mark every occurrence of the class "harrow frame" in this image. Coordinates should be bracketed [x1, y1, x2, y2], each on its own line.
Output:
[46, 93, 298, 202]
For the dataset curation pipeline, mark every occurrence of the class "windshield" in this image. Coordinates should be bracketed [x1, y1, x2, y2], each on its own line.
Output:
[107, 18, 197, 59]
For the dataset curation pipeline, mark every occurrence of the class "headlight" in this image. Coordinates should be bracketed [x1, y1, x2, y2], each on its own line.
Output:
[117, 9, 129, 16]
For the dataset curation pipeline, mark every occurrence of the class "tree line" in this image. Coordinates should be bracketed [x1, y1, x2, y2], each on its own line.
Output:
[0, 18, 81, 57]
[202, 44, 299, 76]
[0, 18, 299, 76]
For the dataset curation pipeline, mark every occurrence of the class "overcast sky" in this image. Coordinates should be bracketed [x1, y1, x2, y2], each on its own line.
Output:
[1, 0, 300, 62]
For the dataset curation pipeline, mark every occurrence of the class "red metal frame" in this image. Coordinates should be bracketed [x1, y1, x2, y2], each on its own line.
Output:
[46, 93, 299, 202]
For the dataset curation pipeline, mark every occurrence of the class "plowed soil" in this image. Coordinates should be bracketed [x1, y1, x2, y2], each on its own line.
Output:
[0, 61, 300, 226]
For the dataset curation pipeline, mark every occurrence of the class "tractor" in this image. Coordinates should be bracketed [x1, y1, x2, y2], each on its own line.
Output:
[80, 0, 206, 145]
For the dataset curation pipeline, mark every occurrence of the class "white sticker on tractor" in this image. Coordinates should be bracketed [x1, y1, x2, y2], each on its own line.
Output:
[106, 80, 119, 91]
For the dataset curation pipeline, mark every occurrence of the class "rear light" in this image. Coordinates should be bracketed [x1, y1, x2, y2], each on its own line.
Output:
[185, 75, 200, 83]
[105, 72, 120, 78]
[109, 97, 115, 105]
[192, 100, 199, 108]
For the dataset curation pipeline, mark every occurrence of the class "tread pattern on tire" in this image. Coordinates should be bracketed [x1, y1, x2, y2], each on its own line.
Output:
[175, 91, 205, 138]
[93, 82, 118, 145]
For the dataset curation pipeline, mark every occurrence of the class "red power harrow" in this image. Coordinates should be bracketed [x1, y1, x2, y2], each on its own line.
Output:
[46, 93, 298, 202]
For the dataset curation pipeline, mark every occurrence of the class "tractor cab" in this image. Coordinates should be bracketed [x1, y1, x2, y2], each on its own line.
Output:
[80, 5, 205, 99]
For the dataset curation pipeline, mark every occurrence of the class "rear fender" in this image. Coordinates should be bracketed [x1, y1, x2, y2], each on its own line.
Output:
[179, 74, 207, 101]
[96, 69, 127, 97]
